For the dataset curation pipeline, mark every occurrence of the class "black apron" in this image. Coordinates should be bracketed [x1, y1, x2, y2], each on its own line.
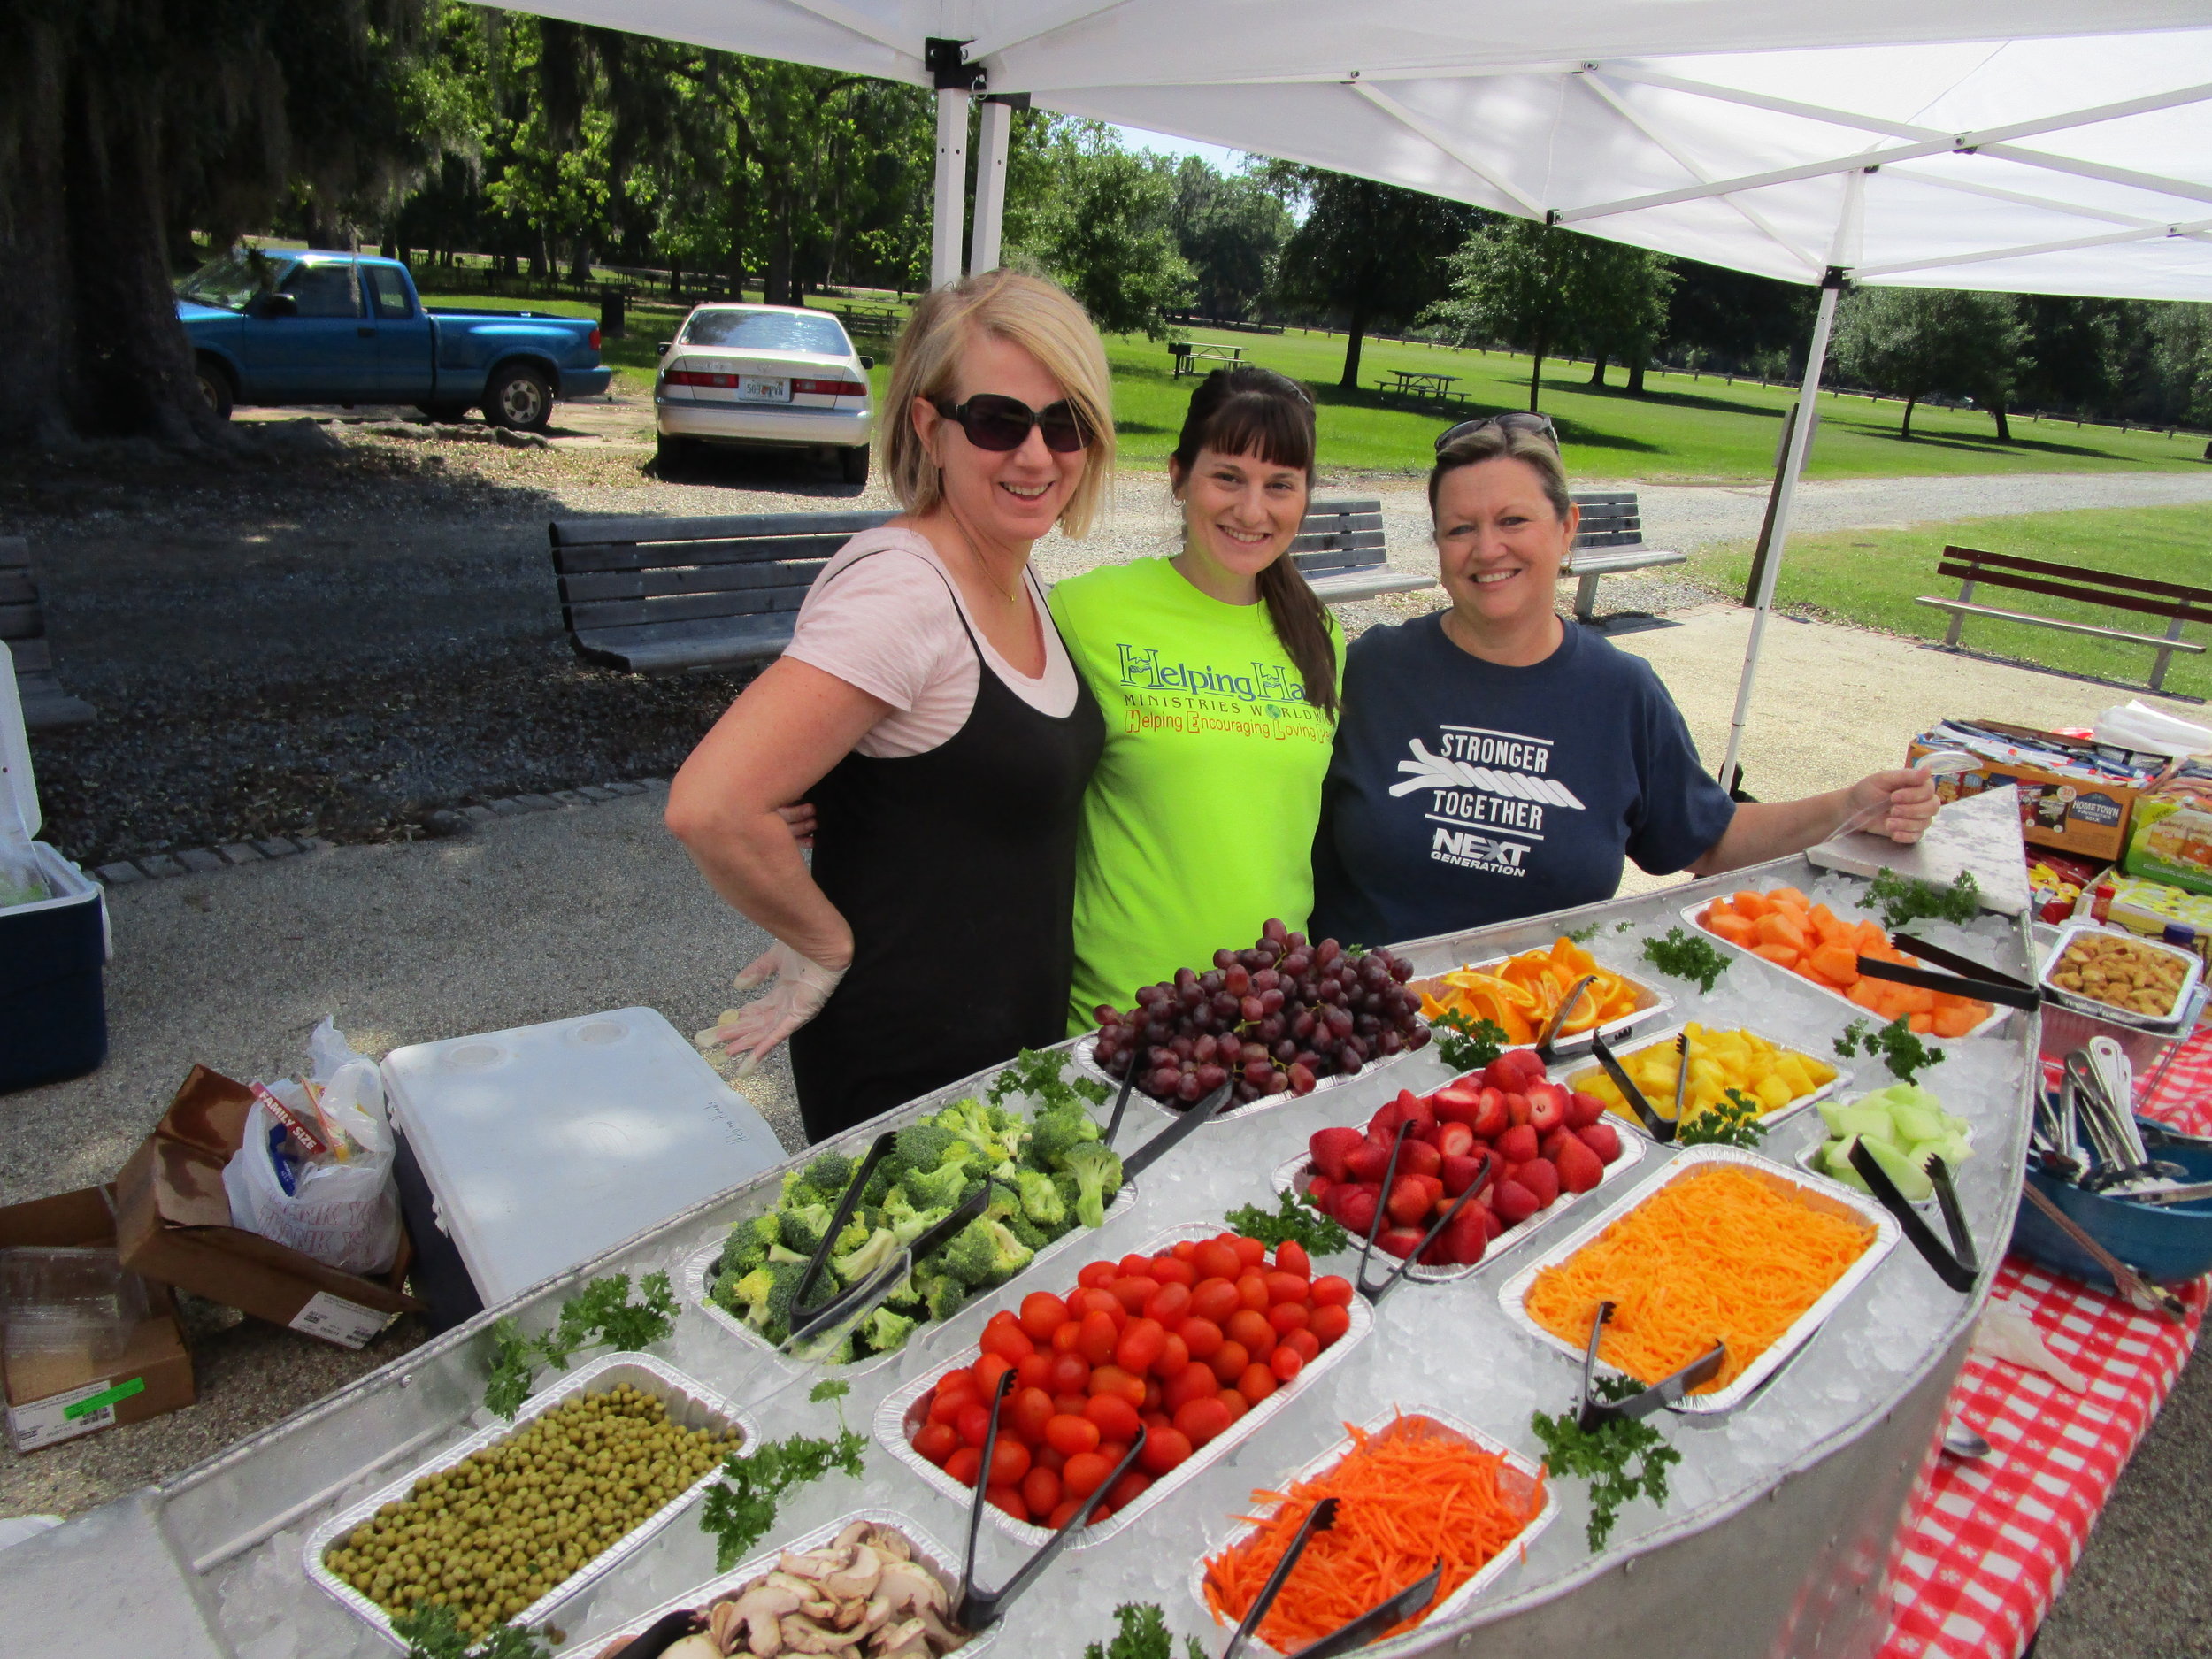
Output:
[789, 554, 1104, 1141]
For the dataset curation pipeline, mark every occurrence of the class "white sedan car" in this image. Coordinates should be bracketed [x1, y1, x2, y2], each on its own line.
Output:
[653, 304, 876, 482]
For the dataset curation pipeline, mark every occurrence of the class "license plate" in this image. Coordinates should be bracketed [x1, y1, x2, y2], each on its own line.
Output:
[739, 376, 790, 403]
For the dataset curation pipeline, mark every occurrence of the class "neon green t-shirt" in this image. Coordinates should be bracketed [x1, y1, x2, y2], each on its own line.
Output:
[1048, 557, 1344, 1033]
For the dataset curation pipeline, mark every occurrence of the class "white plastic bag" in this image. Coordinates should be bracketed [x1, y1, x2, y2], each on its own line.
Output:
[2094, 701, 2212, 759]
[221, 1018, 401, 1276]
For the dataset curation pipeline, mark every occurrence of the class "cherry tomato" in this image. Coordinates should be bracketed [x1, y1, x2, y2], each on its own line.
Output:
[1141, 1378, 1164, 1413]
[1142, 1409, 1173, 1435]
[1022, 1465, 1063, 1517]
[1115, 1317, 1165, 1375]
[1047, 1498, 1085, 1531]
[1109, 1276, 1161, 1316]
[1020, 1292, 1071, 1343]
[1050, 1320, 1085, 1356]
[1164, 1364, 1218, 1412]
[1106, 1469, 1152, 1510]
[1075, 1310, 1119, 1366]
[1149, 1255, 1195, 1287]
[1209, 1340, 1251, 1386]
[1194, 1239, 1242, 1281]
[1014, 1352, 1056, 1393]
[912, 1422, 958, 1466]
[1173, 1396, 1233, 1447]
[1141, 1281, 1192, 1326]
[1231, 1235, 1268, 1268]
[1097, 1440, 1131, 1470]
[1087, 1364, 1146, 1407]
[1052, 1393, 1091, 1418]
[986, 1484, 1027, 1521]
[1118, 1253, 1156, 1279]
[1153, 1332, 1191, 1379]
[1008, 1386, 1055, 1445]
[986, 1437, 1032, 1486]
[1048, 1352, 1091, 1396]
[1062, 1451, 1113, 1499]
[1077, 1260, 1118, 1290]
[1235, 1273, 1271, 1314]
[956, 1402, 995, 1449]
[945, 1447, 982, 1488]
[1171, 1239, 1200, 1261]
[972, 1354, 1015, 1397]
[1139, 1425, 1194, 1475]
[1309, 1303, 1353, 1347]
[1084, 1393, 1141, 1442]
[1263, 1271, 1310, 1305]
[1179, 1317, 1225, 1361]
[1045, 1413, 1101, 1457]
[1270, 1346, 1305, 1383]
[1225, 1309, 1276, 1358]
[1282, 1329, 1322, 1363]
[986, 1307, 1020, 1332]
[1072, 1286, 1124, 1324]
[927, 1387, 972, 1428]
[1034, 1443, 1066, 1474]
[1274, 1240, 1311, 1279]
[1217, 1388, 1249, 1427]
[1310, 1275, 1356, 1308]
[1265, 1302, 1310, 1336]
[1190, 1279, 1241, 1325]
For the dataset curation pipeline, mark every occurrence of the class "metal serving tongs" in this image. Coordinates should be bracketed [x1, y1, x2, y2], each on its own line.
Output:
[1219, 1499, 1443, 1659]
[953, 1370, 1148, 1632]
[1855, 932, 2041, 1013]
[2064, 1047, 2186, 1196]
[2017, 1182, 2191, 1319]
[1534, 974, 1606, 1064]
[1846, 1141, 1979, 1293]
[1536, 974, 1678, 1143]
[1120, 1080, 1233, 1178]
[1356, 1119, 1495, 1305]
[1573, 1302, 1724, 1430]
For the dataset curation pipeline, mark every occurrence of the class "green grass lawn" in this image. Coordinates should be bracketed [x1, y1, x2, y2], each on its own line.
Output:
[1686, 504, 2212, 700]
[420, 289, 2209, 484]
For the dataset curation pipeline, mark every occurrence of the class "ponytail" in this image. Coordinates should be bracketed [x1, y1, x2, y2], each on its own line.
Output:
[1256, 557, 1340, 719]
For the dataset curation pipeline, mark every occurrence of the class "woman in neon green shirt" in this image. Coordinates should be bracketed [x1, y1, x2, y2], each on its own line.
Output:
[1048, 367, 1344, 1039]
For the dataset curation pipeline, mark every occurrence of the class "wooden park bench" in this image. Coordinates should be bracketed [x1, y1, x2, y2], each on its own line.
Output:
[1293, 498, 1436, 605]
[1, 537, 93, 730]
[1561, 492, 1686, 624]
[1917, 546, 2209, 694]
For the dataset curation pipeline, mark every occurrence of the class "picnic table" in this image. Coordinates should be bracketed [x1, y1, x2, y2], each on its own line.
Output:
[1169, 340, 1248, 377]
[830, 303, 903, 338]
[1382, 366, 1462, 402]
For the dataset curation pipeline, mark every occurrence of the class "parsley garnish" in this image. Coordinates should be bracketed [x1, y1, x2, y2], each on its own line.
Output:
[391, 1605, 552, 1659]
[1834, 1018, 1871, 1058]
[989, 1047, 1110, 1112]
[1531, 1382, 1682, 1551]
[1224, 1188, 1351, 1258]
[1868, 868, 1981, 931]
[483, 1271, 679, 1418]
[699, 1381, 865, 1569]
[1833, 1014, 1946, 1083]
[1568, 921, 1603, 943]
[1642, 926, 1731, 994]
[1676, 1088, 1768, 1149]
[1083, 1603, 1208, 1659]
[1432, 1010, 1510, 1073]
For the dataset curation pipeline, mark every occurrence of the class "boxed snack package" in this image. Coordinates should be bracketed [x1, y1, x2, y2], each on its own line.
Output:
[2091, 870, 2212, 968]
[1909, 719, 2170, 863]
[2029, 850, 2108, 925]
[2124, 758, 2212, 898]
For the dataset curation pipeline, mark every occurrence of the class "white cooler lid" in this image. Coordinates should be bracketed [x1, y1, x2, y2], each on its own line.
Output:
[0, 640, 40, 838]
[380, 1008, 786, 1308]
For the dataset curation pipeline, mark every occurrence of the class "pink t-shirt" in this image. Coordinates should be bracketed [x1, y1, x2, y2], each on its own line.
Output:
[783, 526, 1079, 757]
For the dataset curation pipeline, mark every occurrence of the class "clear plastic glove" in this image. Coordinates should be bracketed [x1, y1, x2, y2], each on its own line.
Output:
[694, 942, 846, 1074]
[1840, 767, 1941, 844]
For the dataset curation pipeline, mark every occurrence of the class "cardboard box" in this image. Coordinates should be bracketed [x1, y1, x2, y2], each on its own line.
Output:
[2092, 872, 2212, 969]
[1910, 722, 2165, 863]
[115, 1066, 419, 1348]
[0, 1185, 194, 1453]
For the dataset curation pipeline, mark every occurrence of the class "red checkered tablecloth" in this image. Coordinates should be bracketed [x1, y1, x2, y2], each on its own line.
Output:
[1878, 1028, 2212, 1659]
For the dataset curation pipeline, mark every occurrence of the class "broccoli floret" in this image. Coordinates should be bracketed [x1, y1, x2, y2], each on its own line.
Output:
[933, 1098, 1025, 1166]
[767, 1241, 810, 1265]
[722, 1238, 769, 1281]
[970, 1177, 1023, 1225]
[902, 1159, 970, 1210]
[1029, 1103, 1102, 1171]
[803, 1150, 856, 1198]
[833, 1225, 902, 1287]
[860, 1305, 918, 1355]
[1005, 1213, 1047, 1252]
[830, 1217, 873, 1258]
[779, 1202, 834, 1256]
[780, 1169, 816, 1209]
[1015, 1168, 1069, 1233]
[729, 1261, 809, 1341]
[861, 1157, 901, 1206]
[882, 1188, 953, 1248]
[894, 1123, 962, 1173]
[941, 1217, 1034, 1287]
[919, 1273, 968, 1323]
[1062, 1143, 1125, 1231]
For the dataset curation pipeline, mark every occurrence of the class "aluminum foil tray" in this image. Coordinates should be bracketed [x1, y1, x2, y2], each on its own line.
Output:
[1409, 950, 1673, 1058]
[1679, 902, 2010, 1040]
[873, 1222, 1375, 1552]
[2039, 918, 2204, 1033]
[1267, 1112, 1646, 1284]
[1186, 1404, 1557, 1655]
[685, 1179, 1141, 1375]
[588, 1508, 999, 1659]
[1496, 1146, 1901, 1416]
[1070, 1033, 1419, 1124]
[1551, 1025, 1852, 1138]
[303, 1352, 758, 1651]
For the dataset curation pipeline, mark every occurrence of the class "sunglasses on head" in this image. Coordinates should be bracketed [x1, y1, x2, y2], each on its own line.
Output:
[933, 393, 1091, 454]
[1434, 411, 1559, 453]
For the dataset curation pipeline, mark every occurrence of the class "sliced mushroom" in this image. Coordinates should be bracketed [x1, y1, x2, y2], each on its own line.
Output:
[869, 1621, 930, 1659]
[780, 1548, 851, 1582]
[719, 1581, 805, 1656]
[875, 1561, 949, 1621]
[779, 1613, 869, 1654]
[855, 1594, 895, 1635]
[823, 1544, 882, 1603]
[916, 1606, 965, 1653]
[864, 1527, 912, 1563]
[662, 1637, 724, 1659]
[833, 1520, 875, 1553]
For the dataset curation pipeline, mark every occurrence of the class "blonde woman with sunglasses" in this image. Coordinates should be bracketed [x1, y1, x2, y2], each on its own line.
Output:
[669, 271, 1112, 1140]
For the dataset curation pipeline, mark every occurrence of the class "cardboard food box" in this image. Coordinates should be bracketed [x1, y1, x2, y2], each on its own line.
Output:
[0, 1185, 194, 1453]
[2124, 759, 2212, 899]
[1909, 722, 2165, 863]
[115, 1066, 419, 1348]
[2092, 872, 2212, 969]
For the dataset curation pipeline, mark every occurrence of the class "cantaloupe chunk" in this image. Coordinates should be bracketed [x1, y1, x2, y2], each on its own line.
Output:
[1809, 944, 1860, 986]
[1708, 911, 1758, 948]
[1753, 942, 1800, 969]
[1931, 1003, 1982, 1038]
[1755, 911, 1808, 951]
[1767, 887, 1810, 911]
[1847, 979, 1887, 1011]
[1731, 890, 1770, 919]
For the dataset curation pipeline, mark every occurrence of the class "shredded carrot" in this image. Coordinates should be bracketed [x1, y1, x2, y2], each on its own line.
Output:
[1201, 1415, 1540, 1650]
[1525, 1166, 1874, 1393]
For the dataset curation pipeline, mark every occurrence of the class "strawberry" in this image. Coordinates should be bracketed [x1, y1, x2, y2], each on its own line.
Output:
[1399, 1089, 1437, 1129]
[1432, 1084, 1485, 1127]
[1502, 1048, 1550, 1087]
[1517, 1157, 1561, 1209]
[1397, 1138, 1442, 1179]
[1377, 1226, 1426, 1260]
[1308, 1125, 1363, 1184]
[1505, 1092, 1532, 1129]
[1309, 1173, 1335, 1207]
[1386, 1176, 1431, 1226]
[1409, 1173, 1446, 1211]
[1433, 1121, 1475, 1159]
[1417, 1225, 1455, 1266]
[1346, 1141, 1392, 1184]
[1566, 1090, 1609, 1129]
[1440, 1152, 1487, 1196]
[1481, 1056, 1522, 1093]
[1478, 1205, 1505, 1240]
[1577, 1120, 1624, 1164]
[1538, 1125, 1574, 1163]
[1493, 1179, 1540, 1227]
[1495, 1124, 1539, 1165]
[1371, 1099, 1407, 1137]
[1525, 1082, 1569, 1133]
[1471, 1087, 1510, 1140]
[1334, 1185, 1379, 1235]
[1443, 1207, 1489, 1267]
[1555, 1136, 1605, 1194]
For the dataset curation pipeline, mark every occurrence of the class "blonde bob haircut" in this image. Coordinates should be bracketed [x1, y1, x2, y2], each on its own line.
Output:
[881, 268, 1116, 538]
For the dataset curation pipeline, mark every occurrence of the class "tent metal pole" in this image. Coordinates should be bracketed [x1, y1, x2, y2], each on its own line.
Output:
[970, 96, 1015, 273]
[1717, 274, 1841, 795]
[931, 88, 971, 288]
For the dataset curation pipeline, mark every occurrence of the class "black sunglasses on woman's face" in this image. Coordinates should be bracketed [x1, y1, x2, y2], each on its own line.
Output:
[1434, 411, 1559, 452]
[932, 393, 1090, 454]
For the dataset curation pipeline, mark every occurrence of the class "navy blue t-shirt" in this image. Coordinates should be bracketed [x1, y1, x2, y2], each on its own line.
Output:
[1310, 615, 1737, 948]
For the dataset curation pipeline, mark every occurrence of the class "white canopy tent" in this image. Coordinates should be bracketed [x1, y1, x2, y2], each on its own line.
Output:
[495, 0, 2212, 778]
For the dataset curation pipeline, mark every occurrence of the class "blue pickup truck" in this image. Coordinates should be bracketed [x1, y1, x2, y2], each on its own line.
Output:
[175, 249, 612, 432]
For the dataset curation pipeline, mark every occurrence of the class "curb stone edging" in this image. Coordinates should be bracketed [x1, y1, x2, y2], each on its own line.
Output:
[87, 779, 670, 887]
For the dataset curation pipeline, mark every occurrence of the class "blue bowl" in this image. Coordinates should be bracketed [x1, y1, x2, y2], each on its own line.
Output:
[2010, 1119, 2212, 1290]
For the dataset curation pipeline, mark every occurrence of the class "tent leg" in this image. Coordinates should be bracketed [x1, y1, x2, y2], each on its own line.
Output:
[931, 88, 970, 289]
[970, 97, 1014, 274]
[1717, 276, 1841, 794]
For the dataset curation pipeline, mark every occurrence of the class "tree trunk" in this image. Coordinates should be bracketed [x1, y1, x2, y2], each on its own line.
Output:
[569, 240, 591, 287]
[765, 213, 793, 307]
[1528, 330, 1548, 413]
[1339, 304, 1369, 389]
[1588, 352, 1608, 388]
[1901, 396, 1916, 439]
[1626, 352, 1647, 397]
[1990, 399, 2013, 442]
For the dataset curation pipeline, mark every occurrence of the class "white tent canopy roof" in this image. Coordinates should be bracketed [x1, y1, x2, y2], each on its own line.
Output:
[494, 1, 2212, 299]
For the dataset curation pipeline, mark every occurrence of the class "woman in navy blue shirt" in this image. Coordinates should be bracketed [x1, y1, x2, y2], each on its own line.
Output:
[1311, 419, 1939, 948]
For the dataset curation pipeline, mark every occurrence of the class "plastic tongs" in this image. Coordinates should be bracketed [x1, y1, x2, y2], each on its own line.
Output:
[1536, 977, 1677, 1143]
[1117, 1080, 1233, 1179]
[1218, 1498, 1444, 1659]
[953, 1369, 1148, 1632]
[1573, 1302, 1724, 1430]
[1846, 1141, 1979, 1292]
[1855, 932, 2041, 1013]
[1356, 1118, 1495, 1304]
[1534, 973, 1609, 1064]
